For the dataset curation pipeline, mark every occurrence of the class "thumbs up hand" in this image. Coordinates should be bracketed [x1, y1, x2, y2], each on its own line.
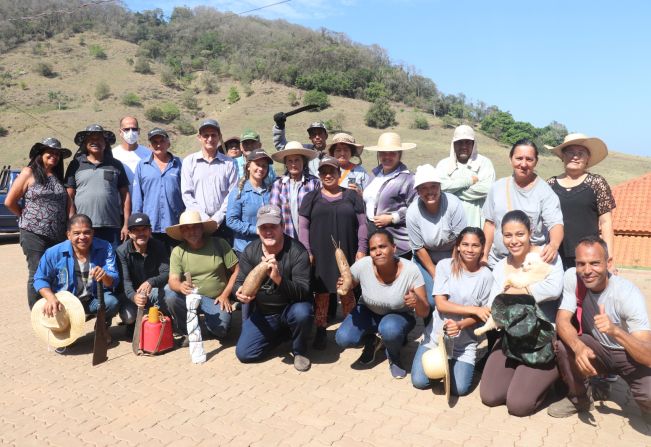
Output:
[594, 303, 616, 336]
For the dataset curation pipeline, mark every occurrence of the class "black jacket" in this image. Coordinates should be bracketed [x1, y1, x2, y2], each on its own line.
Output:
[116, 238, 170, 301]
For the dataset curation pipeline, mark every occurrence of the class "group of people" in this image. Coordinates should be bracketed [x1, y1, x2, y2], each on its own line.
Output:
[7, 113, 650, 421]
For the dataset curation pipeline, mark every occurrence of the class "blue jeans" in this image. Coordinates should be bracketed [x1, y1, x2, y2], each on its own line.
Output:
[236, 301, 314, 362]
[411, 343, 475, 396]
[335, 303, 415, 365]
[83, 289, 120, 323]
[118, 287, 168, 325]
[163, 287, 232, 338]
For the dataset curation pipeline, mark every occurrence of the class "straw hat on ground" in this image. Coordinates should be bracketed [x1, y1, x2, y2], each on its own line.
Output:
[421, 335, 450, 400]
[327, 133, 364, 157]
[548, 133, 608, 169]
[165, 210, 218, 241]
[365, 132, 416, 151]
[31, 291, 86, 348]
[270, 141, 318, 163]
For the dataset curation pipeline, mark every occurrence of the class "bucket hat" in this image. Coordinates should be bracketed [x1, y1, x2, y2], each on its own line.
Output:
[327, 133, 364, 157]
[365, 132, 416, 151]
[74, 124, 116, 147]
[413, 164, 442, 189]
[548, 133, 608, 169]
[165, 211, 218, 241]
[31, 291, 86, 348]
[29, 137, 72, 160]
[271, 141, 318, 163]
[421, 334, 450, 400]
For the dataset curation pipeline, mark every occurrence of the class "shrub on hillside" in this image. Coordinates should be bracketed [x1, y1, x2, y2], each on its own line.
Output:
[0, 126, 8, 137]
[145, 102, 180, 123]
[34, 62, 55, 78]
[303, 90, 329, 110]
[227, 86, 240, 104]
[89, 44, 107, 59]
[160, 67, 176, 87]
[182, 91, 199, 110]
[134, 58, 152, 74]
[94, 81, 110, 101]
[175, 119, 196, 135]
[288, 91, 300, 107]
[365, 99, 396, 129]
[324, 112, 346, 132]
[200, 73, 219, 94]
[410, 114, 430, 130]
[121, 92, 142, 107]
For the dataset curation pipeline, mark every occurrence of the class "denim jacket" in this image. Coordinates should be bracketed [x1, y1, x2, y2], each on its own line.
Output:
[225, 181, 270, 253]
[33, 238, 119, 297]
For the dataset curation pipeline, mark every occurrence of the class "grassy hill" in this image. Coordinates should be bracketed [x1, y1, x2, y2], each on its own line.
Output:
[1, 32, 649, 185]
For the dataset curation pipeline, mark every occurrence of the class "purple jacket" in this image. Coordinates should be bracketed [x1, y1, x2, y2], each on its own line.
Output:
[368, 163, 416, 254]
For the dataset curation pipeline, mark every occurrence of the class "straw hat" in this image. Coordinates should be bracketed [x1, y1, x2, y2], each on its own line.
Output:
[327, 133, 364, 157]
[421, 335, 450, 400]
[271, 141, 318, 163]
[31, 291, 86, 348]
[548, 133, 608, 169]
[365, 132, 416, 151]
[414, 164, 443, 189]
[165, 210, 218, 241]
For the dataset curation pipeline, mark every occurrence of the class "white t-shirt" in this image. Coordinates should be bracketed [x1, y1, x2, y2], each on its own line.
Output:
[112, 144, 152, 191]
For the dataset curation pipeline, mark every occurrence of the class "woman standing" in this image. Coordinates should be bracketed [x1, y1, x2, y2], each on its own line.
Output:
[363, 132, 417, 258]
[335, 230, 429, 379]
[4, 137, 71, 309]
[411, 227, 493, 395]
[299, 156, 367, 349]
[326, 133, 371, 194]
[269, 141, 320, 239]
[547, 133, 615, 270]
[407, 164, 467, 314]
[479, 210, 564, 416]
[482, 138, 564, 268]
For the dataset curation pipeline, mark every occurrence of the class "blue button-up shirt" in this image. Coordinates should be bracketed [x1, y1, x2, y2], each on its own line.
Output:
[225, 181, 270, 253]
[132, 153, 185, 233]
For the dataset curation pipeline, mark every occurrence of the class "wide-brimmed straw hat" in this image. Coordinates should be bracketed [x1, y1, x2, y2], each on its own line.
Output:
[414, 164, 443, 189]
[74, 124, 116, 147]
[31, 291, 86, 348]
[29, 137, 72, 160]
[365, 132, 416, 151]
[421, 334, 450, 400]
[327, 133, 364, 157]
[271, 141, 318, 163]
[548, 133, 608, 169]
[165, 210, 218, 241]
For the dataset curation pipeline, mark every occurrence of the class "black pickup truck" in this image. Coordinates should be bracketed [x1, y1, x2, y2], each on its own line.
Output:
[0, 165, 20, 233]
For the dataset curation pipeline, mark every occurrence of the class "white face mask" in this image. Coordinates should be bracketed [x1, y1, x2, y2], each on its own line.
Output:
[122, 130, 139, 145]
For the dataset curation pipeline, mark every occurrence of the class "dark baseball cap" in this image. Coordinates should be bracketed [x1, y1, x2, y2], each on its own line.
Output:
[318, 155, 339, 171]
[127, 213, 151, 229]
[256, 205, 282, 227]
[198, 119, 220, 133]
[246, 148, 273, 164]
[307, 122, 327, 133]
[147, 127, 169, 141]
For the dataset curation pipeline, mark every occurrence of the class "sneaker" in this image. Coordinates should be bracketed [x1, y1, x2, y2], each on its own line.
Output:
[547, 397, 594, 418]
[389, 361, 407, 379]
[312, 327, 327, 350]
[357, 335, 382, 365]
[294, 354, 311, 372]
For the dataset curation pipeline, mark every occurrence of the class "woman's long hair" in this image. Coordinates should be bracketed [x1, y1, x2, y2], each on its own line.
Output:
[28, 152, 64, 185]
[450, 226, 486, 278]
[236, 159, 270, 199]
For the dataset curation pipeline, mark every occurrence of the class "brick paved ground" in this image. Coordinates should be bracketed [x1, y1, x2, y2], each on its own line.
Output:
[1, 236, 650, 446]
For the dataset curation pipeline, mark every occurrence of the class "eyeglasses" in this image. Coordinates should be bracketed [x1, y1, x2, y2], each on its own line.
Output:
[122, 127, 139, 132]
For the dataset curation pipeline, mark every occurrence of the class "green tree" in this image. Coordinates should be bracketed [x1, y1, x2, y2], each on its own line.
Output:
[121, 92, 142, 107]
[89, 44, 107, 59]
[303, 90, 329, 110]
[364, 81, 387, 102]
[227, 86, 240, 104]
[145, 102, 180, 123]
[410, 114, 429, 130]
[365, 99, 396, 129]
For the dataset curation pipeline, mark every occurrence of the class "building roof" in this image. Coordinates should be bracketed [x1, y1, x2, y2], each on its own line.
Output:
[611, 172, 651, 235]
[614, 235, 651, 268]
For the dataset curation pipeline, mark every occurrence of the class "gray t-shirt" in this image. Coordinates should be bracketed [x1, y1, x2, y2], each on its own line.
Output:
[482, 176, 563, 267]
[406, 193, 467, 263]
[351, 256, 424, 316]
[559, 270, 650, 350]
[422, 258, 493, 364]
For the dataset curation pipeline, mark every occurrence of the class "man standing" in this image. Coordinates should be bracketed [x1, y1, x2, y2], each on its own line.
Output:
[65, 124, 130, 247]
[116, 213, 170, 330]
[164, 211, 239, 340]
[435, 125, 495, 227]
[272, 114, 328, 177]
[549, 236, 651, 421]
[235, 129, 277, 185]
[132, 127, 184, 248]
[235, 205, 313, 371]
[112, 116, 151, 194]
[181, 119, 237, 231]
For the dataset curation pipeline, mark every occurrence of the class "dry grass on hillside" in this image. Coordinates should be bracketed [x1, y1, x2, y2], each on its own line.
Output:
[1, 32, 649, 185]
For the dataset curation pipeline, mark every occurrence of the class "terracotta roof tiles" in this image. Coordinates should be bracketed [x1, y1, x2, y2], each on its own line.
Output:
[611, 172, 651, 235]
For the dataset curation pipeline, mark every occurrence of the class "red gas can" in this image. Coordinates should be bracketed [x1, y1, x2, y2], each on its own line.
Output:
[140, 312, 175, 354]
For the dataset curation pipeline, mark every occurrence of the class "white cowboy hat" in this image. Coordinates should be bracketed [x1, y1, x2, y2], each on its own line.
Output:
[421, 335, 450, 400]
[31, 291, 86, 348]
[414, 164, 443, 189]
[548, 133, 608, 169]
[365, 132, 417, 152]
[165, 210, 218, 241]
[271, 141, 319, 163]
[327, 132, 364, 157]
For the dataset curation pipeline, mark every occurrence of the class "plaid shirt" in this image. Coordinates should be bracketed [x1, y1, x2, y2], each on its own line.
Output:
[270, 173, 320, 239]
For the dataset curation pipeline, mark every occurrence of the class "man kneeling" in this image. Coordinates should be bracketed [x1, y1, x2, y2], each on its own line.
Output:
[234, 205, 314, 371]
[33, 214, 120, 343]
[549, 236, 651, 421]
